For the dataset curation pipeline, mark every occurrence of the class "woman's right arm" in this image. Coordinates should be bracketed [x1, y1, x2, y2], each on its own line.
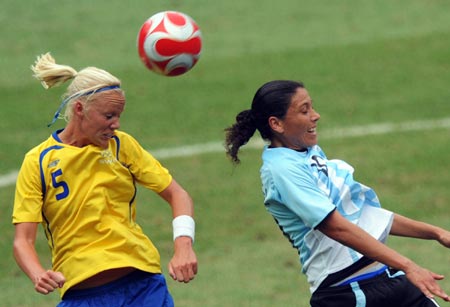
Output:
[317, 210, 450, 302]
[13, 222, 65, 294]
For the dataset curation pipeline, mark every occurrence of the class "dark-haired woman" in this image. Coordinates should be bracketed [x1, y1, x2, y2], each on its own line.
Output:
[225, 80, 450, 306]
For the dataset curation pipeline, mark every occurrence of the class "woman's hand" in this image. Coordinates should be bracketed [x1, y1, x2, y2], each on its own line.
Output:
[437, 229, 450, 248]
[168, 236, 198, 283]
[318, 211, 450, 302]
[404, 264, 449, 302]
[34, 270, 66, 295]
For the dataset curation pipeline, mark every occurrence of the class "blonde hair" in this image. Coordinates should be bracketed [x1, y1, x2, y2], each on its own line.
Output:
[31, 52, 122, 122]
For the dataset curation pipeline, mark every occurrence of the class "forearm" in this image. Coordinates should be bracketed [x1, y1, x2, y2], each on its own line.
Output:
[319, 211, 450, 301]
[390, 213, 443, 240]
[171, 189, 194, 217]
[13, 239, 46, 284]
[318, 210, 414, 272]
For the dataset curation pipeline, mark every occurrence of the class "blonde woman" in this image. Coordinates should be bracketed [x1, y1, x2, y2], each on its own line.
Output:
[12, 53, 197, 307]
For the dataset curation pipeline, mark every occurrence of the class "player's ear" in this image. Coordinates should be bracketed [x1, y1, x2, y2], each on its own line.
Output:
[268, 116, 284, 133]
[73, 100, 85, 116]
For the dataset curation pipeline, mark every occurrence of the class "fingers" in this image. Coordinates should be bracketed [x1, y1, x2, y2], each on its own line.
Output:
[423, 285, 450, 302]
[169, 261, 198, 283]
[34, 270, 65, 295]
[409, 270, 449, 302]
[427, 283, 450, 302]
[426, 272, 449, 302]
[169, 238, 198, 283]
[169, 263, 196, 283]
[430, 272, 445, 281]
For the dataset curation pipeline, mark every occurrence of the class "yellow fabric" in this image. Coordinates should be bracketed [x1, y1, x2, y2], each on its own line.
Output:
[13, 130, 172, 297]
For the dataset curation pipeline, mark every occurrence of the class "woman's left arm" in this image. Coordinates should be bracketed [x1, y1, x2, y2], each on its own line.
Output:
[158, 179, 198, 283]
[390, 213, 450, 248]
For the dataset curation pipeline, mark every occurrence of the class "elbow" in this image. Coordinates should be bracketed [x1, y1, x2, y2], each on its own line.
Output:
[316, 210, 342, 236]
[316, 210, 357, 244]
[318, 223, 348, 242]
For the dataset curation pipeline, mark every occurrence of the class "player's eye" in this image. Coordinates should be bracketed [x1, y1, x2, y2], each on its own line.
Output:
[300, 107, 308, 114]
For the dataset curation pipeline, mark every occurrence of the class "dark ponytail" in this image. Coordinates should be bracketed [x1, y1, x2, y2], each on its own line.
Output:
[224, 109, 256, 164]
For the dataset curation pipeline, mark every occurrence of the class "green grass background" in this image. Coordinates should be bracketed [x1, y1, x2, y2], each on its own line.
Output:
[0, 0, 449, 306]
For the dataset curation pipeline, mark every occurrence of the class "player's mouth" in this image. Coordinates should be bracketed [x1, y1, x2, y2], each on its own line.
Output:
[307, 127, 317, 134]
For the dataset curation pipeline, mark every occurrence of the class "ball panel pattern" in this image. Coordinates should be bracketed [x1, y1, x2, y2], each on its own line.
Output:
[137, 11, 202, 76]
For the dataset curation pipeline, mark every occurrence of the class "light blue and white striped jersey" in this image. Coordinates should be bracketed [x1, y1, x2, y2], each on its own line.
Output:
[260, 145, 393, 293]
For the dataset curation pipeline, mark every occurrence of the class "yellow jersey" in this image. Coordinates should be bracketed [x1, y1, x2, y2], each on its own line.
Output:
[12, 130, 172, 297]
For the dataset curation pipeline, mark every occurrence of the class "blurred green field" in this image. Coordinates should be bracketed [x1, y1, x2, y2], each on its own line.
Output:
[0, 0, 449, 306]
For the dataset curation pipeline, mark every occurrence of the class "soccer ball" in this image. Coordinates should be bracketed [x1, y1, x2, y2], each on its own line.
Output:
[137, 11, 202, 76]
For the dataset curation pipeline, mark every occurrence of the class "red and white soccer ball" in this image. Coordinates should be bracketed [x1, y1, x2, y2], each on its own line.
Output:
[137, 11, 202, 77]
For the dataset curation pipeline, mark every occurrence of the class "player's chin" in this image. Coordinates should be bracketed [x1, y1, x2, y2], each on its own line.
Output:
[304, 135, 318, 147]
[95, 138, 110, 149]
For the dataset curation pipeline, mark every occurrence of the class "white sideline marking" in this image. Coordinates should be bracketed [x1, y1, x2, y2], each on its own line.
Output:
[0, 171, 19, 188]
[1, 117, 450, 188]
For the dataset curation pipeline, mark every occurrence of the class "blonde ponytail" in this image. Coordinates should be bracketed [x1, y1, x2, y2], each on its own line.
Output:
[31, 52, 78, 89]
[32, 52, 123, 126]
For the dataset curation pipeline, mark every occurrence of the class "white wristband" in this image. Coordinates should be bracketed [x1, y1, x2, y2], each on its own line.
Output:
[172, 215, 195, 243]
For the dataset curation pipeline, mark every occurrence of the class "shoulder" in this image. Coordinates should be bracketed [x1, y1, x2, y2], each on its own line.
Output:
[23, 133, 60, 160]
[261, 146, 316, 183]
[262, 146, 315, 171]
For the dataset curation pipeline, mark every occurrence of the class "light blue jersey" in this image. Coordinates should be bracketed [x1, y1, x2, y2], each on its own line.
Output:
[261, 145, 393, 293]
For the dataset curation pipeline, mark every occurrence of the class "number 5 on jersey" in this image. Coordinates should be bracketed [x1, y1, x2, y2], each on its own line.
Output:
[51, 169, 69, 201]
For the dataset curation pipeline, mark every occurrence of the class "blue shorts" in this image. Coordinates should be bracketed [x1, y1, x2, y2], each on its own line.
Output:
[57, 270, 174, 307]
